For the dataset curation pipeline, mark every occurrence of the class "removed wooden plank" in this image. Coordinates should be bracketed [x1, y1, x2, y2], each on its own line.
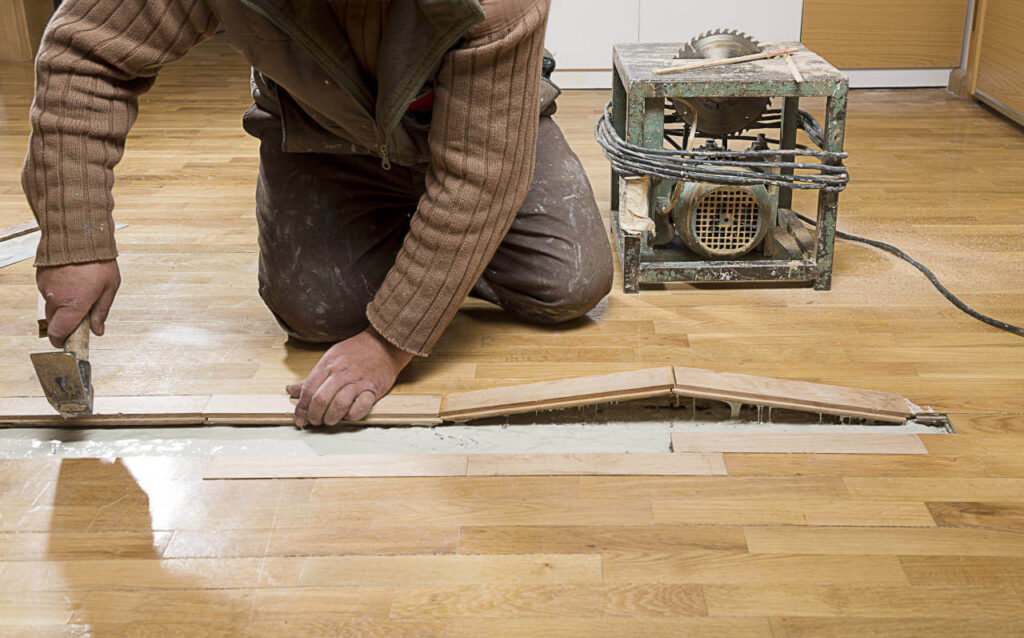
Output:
[0, 221, 38, 242]
[466, 453, 727, 476]
[202, 393, 442, 426]
[0, 222, 126, 268]
[439, 367, 676, 421]
[670, 432, 927, 455]
[673, 366, 914, 423]
[0, 395, 211, 426]
[204, 454, 469, 479]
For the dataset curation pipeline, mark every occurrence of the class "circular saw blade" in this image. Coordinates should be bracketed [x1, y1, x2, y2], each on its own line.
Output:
[677, 29, 761, 60]
[672, 28, 770, 136]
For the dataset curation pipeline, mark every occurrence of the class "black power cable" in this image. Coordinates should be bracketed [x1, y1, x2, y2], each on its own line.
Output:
[793, 213, 1024, 338]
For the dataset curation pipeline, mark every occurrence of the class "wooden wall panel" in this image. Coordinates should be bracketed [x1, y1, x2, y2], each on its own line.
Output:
[0, 0, 52, 62]
[973, 0, 1024, 124]
[801, 0, 969, 68]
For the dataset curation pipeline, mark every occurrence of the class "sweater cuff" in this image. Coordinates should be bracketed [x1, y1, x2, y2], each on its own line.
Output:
[33, 225, 119, 268]
[365, 304, 431, 358]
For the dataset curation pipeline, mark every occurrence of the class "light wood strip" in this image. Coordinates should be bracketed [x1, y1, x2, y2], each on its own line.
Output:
[723, 453, 992, 477]
[308, 476, 580, 501]
[372, 499, 653, 527]
[926, 501, 1024, 527]
[671, 432, 927, 455]
[389, 584, 707, 618]
[770, 618, 1024, 638]
[448, 618, 774, 638]
[203, 392, 442, 425]
[0, 395, 211, 426]
[703, 584, 1024, 618]
[205, 454, 469, 479]
[673, 366, 913, 423]
[652, 499, 936, 527]
[899, 555, 1024, 586]
[844, 477, 1024, 501]
[250, 587, 393, 621]
[439, 366, 676, 420]
[745, 526, 1024, 556]
[207, 452, 730, 479]
[466, 453, 727, 476]
[457, 525, 748, 554]
[295, 554, 603, 586]
[602, 551, 910, 584]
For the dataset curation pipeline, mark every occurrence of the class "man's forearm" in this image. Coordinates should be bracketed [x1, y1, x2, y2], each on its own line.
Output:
[366, 0, 551, 356]
[23, 0, 219, 267]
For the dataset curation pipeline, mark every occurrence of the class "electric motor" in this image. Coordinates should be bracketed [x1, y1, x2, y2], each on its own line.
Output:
[671, 169, 773, 259]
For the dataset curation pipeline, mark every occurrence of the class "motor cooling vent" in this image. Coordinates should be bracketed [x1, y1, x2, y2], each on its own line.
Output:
[692, 188, 762, 255]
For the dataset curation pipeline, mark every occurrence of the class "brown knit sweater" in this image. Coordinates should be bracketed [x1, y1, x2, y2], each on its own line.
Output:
[22, 0, 549, 356]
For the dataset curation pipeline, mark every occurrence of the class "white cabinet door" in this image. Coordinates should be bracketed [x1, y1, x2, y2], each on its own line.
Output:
[638, 0, 803, 44]
[545, 0, 640, 88]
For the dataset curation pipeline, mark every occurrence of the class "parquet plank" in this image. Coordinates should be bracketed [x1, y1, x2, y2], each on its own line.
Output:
[371, 499, 653, 527]
[0, 557, 266, 591]
[769, 617, 1024, 637]
[671, 433, 926, 455]
[672, 366, 914, 422]
[248, 587, 392, 621]
[703, 584, 1024, 618]
[294, 554, 603, 586]
[448, 617, 773, 638]
[389, 584, 707, 618]
[205, 454, 469, 479]
[439, 367, 676, 420]
[265, 526, 459, 556]
[466, 452, 726, 476]
[309, 476, 580, 501]
[844, 477, 1024, 501]
[579, 476, 849, 500]
[602, 551, 909, 584]
[926, 501, 1024, 527]
[0, 531, 172, 561]
[457, 525, 747, 554]
[745, 526, 1024, 556]
[723, 453, 992, 477]
[899, 555, 1024, 586]
[651, 499, 935, 527]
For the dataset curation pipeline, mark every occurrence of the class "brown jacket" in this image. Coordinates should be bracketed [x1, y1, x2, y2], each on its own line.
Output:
[22, 0, 550, 355]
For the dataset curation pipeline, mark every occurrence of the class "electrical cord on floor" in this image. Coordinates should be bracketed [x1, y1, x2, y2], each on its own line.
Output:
[792, 212, 1024, 338]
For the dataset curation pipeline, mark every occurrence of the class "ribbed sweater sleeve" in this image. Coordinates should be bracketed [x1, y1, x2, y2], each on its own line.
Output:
[22, 0, 220, 267]
[366, 0, 550, 355]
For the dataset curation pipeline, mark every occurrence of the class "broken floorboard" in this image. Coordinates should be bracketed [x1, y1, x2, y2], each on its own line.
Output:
[0, 365, 919, 427]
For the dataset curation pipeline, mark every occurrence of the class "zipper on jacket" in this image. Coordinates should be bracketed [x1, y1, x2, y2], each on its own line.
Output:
[376, 19, 477, 170]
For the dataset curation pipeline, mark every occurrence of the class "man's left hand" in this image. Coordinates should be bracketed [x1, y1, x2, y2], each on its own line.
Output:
[287, 327, 414, 427]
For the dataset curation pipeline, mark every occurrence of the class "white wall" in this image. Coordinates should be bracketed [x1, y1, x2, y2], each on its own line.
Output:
[545, 0, 955, 89]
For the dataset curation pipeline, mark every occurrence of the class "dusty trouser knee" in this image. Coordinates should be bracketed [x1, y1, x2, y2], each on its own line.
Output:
[247, 100, 416, 344]
[475, 117, 614, 325]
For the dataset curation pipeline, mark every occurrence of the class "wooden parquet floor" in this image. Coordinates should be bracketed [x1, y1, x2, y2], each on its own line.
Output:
[1, 38, 1023, 635]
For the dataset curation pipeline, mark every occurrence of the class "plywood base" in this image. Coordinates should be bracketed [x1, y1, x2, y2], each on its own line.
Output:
[0, 366, 919, 427]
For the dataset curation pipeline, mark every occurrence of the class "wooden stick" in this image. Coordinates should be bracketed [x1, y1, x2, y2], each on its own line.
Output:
[654, 48, 801, 75]
[784, 53, 804, 83]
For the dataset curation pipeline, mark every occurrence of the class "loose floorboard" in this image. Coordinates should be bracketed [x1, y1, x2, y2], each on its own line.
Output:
[0, 37, 1023, 634]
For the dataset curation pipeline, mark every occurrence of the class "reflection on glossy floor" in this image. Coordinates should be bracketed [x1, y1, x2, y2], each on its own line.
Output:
[1, 38, 1024, 635]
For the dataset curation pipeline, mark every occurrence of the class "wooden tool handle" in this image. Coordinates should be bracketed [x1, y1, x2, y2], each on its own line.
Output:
[64, 319, 90, 361]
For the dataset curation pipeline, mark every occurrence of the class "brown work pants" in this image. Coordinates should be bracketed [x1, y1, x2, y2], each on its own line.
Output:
[243, 108, 613, 346]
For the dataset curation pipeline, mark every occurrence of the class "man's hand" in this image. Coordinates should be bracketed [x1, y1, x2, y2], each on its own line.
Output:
[287, 327, 414, 427]
[36, 260, 121, 347]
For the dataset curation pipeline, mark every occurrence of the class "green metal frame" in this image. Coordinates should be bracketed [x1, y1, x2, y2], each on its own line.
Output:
[609, 42, 849, 294]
